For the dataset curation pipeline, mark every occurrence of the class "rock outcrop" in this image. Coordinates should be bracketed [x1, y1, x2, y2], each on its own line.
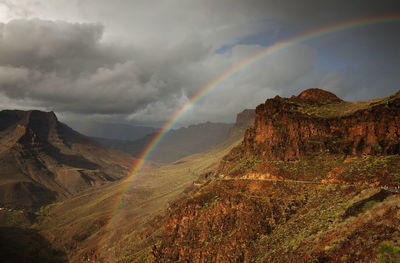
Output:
[218, 89, 400, 184]
[244, 88, 398, 160]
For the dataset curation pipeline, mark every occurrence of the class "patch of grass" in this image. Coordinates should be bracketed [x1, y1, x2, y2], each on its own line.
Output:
[228, 157, 262, 175]
[343, 190, 390, 219]
[339, 155, 400, 184]
[294, 100, 376, 119]
[361, 200, 379, 214]
[377, 241, 400, 263]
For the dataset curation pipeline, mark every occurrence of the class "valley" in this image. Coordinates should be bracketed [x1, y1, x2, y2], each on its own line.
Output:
[17, 109, 253, 262]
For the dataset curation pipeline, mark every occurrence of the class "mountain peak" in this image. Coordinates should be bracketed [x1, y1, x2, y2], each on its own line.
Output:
[0, 109, 135, 210]
[297, 88, 343, 105]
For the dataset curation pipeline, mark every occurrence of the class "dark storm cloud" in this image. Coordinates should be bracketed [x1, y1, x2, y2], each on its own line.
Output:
[0, 19, 104, 72]
[0, 19, 201, 115]
[0, 0, 400, 124]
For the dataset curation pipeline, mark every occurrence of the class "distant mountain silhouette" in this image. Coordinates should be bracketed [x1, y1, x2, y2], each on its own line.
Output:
[94, 122, 235, 164]
[67, 121, 158, 141]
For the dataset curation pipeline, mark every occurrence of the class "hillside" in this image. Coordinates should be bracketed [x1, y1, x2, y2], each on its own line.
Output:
[152, 180, 400, 262]
[0, 110, 135, 211]
[34, 109, 254, 262]
[95, 122, 234, 164]
[152, 89, 400, 262]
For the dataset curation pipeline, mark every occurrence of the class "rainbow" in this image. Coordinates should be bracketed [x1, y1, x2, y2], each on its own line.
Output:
[98, 14, 400, 257]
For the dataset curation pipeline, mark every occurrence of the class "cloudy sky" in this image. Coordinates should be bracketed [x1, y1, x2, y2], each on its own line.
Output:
[0, 0, 399, 127]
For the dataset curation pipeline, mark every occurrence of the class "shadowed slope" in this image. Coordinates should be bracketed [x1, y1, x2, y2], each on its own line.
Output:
[0, 226, 68, 263]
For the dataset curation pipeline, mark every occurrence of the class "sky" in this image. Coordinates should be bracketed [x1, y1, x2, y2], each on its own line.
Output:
[0, 0, 399, 127]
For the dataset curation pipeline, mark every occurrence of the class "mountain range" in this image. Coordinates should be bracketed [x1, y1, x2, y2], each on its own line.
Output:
[67, 121, 158, 142]
[94, 122, 234, 164]
[1, 89, 399, 262]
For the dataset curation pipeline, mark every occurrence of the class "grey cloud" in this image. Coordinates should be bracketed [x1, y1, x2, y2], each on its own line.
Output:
[166, 44, 318, 125]
[0, 19, 120, 74]
[0, 19, 214, 117]
[0, 1, 399, 126]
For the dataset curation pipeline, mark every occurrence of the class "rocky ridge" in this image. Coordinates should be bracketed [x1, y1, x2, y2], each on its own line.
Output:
[218, 89, 400, 185]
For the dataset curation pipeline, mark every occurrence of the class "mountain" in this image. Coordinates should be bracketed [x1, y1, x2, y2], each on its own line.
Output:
[151, 89, 400, 262]
[94, 122, 235, 164]
[34, 110, 254, 262]
[67, 121, 158, 141]
[0, 110, 135, 211]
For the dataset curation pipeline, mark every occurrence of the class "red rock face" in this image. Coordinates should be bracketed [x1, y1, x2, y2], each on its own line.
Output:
[225, 89, 400, 163]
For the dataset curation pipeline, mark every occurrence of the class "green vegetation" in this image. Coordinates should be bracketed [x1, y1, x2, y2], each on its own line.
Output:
[339, 155, 400, 184]
[229, 157, 262, 175]
[266, 153, 343, 181]
[377, 242, 400, 263]
[292, 100, 372, 118]
[361, 200, 379, 214]
[292, 92, 399, 119]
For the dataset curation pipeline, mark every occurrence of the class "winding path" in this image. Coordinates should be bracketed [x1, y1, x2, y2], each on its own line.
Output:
[218, 177, 400, 193]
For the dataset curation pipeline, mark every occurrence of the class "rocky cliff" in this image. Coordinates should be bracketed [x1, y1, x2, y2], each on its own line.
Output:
[218, 89, 400, 185]
[0, 110, 135, 210]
